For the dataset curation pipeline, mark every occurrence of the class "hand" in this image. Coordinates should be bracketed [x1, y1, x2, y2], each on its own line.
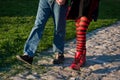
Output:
[56, 0, 66, 5]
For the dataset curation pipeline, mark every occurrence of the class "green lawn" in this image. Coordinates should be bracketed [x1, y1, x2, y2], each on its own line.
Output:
[0, 0, 120, 78]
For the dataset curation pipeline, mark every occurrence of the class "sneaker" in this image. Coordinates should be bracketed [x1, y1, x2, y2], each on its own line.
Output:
[16, 55, 33, 65]
[53, 53, 65, 64]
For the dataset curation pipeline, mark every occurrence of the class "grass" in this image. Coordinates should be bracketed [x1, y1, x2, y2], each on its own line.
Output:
[0, 0, 120, 79]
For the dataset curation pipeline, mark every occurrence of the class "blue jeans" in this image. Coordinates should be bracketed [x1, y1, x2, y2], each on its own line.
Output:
[24, 0, 68, 57]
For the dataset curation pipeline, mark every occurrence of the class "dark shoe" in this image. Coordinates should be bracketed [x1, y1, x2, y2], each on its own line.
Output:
[53, 53, 64, 64]
[16, 55, 33, 65]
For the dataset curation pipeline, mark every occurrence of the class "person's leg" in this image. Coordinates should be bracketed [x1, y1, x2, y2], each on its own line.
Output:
[52, 1, 68, 64]
[70, 16, 91, 70]
[16, 0, 51, 65]
[23, 0, 51, 57]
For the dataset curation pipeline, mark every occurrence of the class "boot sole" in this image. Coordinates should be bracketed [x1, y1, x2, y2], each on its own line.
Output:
[16, 55, 32, 66]
[70, 62, 86, 70]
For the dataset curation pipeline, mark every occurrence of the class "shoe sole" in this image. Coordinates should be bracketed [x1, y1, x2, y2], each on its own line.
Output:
[16, 55, 32, 66]
[53, 61, 64, 64]
[70, 62, 86, 70]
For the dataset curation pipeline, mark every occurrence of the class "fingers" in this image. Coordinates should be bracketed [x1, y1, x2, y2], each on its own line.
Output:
[56, 0, 66, 5]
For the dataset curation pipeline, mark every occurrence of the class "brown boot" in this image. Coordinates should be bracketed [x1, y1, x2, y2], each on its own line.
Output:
[53, 53, 65, 64]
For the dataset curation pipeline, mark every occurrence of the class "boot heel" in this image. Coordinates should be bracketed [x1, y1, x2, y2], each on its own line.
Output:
[70, 51, 86, 70]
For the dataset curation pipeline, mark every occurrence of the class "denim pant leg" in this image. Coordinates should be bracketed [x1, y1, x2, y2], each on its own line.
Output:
[24, 0, 51, 57]
[52, 2, 68, 54]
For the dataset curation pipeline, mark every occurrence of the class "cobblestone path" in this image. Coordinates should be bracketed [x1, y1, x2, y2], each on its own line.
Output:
[10, 21, 120, 80]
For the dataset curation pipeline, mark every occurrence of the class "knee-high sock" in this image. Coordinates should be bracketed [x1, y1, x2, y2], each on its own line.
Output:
[70, 16, 91, 70]
[75, 16, 91, 54]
